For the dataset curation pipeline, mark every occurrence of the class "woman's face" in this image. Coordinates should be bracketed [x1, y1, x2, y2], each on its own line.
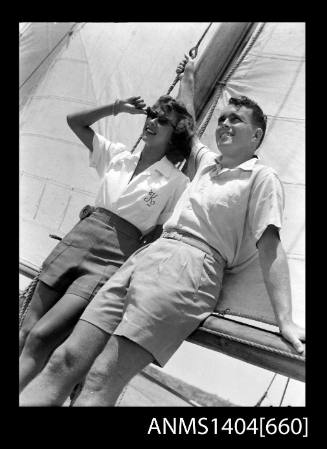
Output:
[142, 105, 178, 147]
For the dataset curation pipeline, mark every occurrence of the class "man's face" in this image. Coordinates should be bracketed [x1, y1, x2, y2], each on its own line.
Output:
[215, 104, 257, 155]
[142, 105, 178, 147]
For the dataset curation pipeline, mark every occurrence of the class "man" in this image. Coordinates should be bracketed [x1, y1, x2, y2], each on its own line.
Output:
[20, 59, 305, 406]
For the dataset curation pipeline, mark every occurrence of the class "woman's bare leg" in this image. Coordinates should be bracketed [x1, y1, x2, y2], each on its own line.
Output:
[19, 320, 110, 406]
[19, 293, 89, 393]
[19, 281, 62, 355]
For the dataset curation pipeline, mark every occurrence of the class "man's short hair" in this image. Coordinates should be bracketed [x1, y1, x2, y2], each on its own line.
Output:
[228, 96, 267, 149]
[154, 95, 195, 164]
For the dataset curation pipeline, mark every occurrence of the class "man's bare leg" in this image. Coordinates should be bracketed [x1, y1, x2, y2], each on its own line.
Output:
[73, 335, 154, 406]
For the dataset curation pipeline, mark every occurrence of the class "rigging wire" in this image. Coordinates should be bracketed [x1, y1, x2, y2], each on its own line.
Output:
[19, 23, 80, 90]
[254, 373, 277, 406]
[19, 22, 32, 37]
[279, 377, 291, 407]
[166, 22, 213, 96]
[130, 23, 213, 153]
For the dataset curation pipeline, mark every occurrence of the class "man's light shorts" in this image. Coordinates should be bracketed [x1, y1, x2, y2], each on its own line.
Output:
[80, 237, 225, 366]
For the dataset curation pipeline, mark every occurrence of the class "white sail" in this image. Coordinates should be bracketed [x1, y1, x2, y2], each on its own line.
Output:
[20, 22, 216, 268]
[19, 22, 305, 383]
[201, 23, 305, 327]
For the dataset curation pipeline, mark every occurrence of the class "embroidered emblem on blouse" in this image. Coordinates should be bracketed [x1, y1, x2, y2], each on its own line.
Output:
[144, 189, 158, 207]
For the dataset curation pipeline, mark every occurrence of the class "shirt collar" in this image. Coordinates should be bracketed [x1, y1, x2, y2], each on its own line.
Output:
[127, 151, 174, 178]
[237, 156, 259, 171]
[211, 155, 259, 172]
[153, 156, 174, 178]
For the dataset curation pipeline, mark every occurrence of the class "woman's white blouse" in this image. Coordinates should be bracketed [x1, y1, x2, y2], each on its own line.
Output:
[89, 132, 189, 235]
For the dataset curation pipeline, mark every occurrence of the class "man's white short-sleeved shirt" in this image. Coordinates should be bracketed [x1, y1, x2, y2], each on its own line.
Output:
[164, 145, 285, 269]
[89, 132, 189, 235]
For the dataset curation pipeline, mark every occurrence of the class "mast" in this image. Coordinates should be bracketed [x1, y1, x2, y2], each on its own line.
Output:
[193, 22, 256, 122]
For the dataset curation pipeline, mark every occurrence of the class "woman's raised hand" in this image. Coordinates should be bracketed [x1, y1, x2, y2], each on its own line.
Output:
[120, 96, 147, 115]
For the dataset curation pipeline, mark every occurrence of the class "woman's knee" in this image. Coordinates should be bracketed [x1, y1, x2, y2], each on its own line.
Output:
[19, 328, 31, 351]
[23, 325, 56, 354]
[19, 313, 40, 343]
[46, 343, 82, 375]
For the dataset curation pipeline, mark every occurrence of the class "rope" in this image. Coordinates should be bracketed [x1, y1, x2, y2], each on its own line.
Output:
[279, 377, 290, 406]
[166, 23, 213, 96]
[255, 373, 277, 406]
[197, 22, 266, 138]
[196, 325, 305, 361]
[19, 269, 42, 328]
[130, 23, 213, 153]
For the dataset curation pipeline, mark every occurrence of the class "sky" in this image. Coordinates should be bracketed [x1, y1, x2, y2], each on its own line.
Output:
[163, 341, 305, 407]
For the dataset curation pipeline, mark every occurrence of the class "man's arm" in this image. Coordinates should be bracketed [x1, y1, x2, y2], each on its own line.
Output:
[176, 58, 206, 177]
[66, 97, 146, 152]
[176, 57, 196, 122]
[257, 225, 305, 353]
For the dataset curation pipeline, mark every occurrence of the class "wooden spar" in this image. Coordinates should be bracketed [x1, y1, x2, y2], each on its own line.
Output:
[19, 259, 305, 382]
[19, 260, 40, 280]
[193, 22, 256, 123]
[187, 316, 305, 382]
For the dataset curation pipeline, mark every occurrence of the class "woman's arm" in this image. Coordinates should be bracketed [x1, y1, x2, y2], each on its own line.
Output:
[67, 97, 146, 152]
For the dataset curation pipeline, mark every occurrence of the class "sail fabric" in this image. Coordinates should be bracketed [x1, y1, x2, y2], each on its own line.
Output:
[20, 22, 217, 268]
[19, 22, 305, 328]
[20, 22, 76, 108]
[199, 23, 305, 325]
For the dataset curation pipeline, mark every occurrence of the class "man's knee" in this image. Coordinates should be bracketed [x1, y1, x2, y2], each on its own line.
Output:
[84, 366, 110, 392]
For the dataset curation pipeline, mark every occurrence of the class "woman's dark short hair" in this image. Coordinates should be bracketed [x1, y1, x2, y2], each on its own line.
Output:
[229, 96, 267, 149]
[153, 95, 195, 164]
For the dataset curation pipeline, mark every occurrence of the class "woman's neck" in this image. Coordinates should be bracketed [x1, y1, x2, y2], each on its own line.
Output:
[140, 143, 166, 164]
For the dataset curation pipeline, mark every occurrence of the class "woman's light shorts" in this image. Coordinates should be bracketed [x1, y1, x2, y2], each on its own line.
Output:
[80, 237, 225, 366]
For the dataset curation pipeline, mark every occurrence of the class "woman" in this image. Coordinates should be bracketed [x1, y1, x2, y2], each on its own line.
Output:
[19, 93, 194, 392]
